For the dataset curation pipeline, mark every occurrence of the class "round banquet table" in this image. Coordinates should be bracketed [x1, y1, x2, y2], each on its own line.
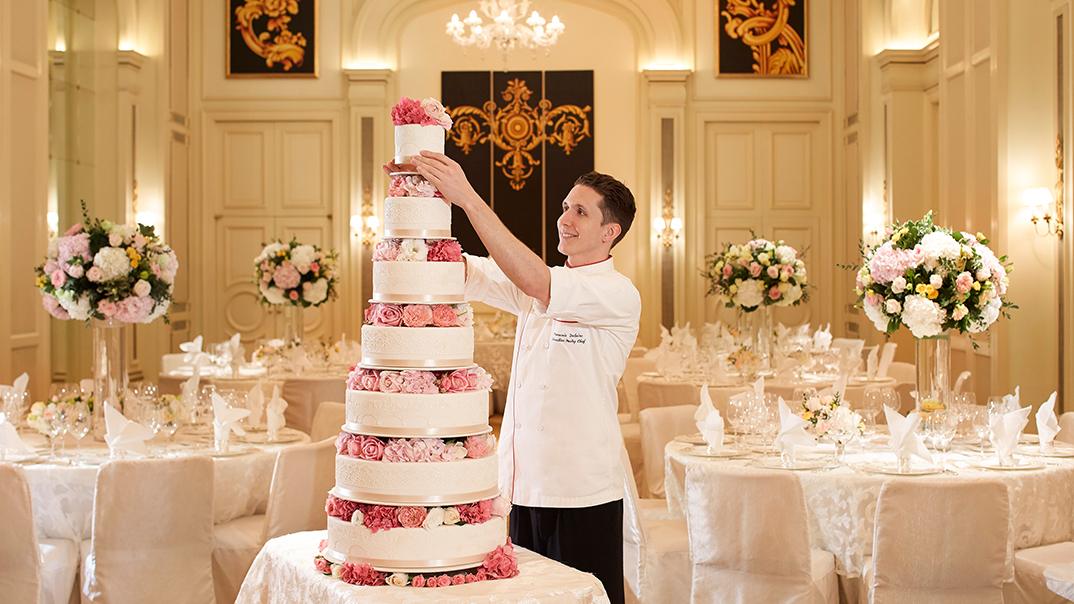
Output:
[663, 437, 1074, 584]
[236, 531, 611, 604]
[16, 427, 311, 544]
[159, 370, 348, 435]
[637, 374, 898, 416]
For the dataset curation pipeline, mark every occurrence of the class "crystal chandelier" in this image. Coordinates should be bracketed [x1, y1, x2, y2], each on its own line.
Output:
[447, 0, 565, 67]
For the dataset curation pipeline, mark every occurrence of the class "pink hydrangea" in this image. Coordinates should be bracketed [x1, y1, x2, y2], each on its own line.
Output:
[388, 176, 407, 197]
[378, 371, 405, 393]
[361, 504, 402, 532]
[314, 556, 332, 574]
[372, 240, 400, 262]
[358, 435, 385, 461]
[427, 240, 463, 262]
[457, 499, 493, 525]
[273, 264, 301, 290]
[463, 368, 494, 391]
[373, 304, 404, 326]
[431, 305, 457, 327]
[57, 233, 91, 267]
[868, 242, 924, 284]
[41, 295, 70, 320]
[113, 295, 154, 323]
[391, 97, 427, 126]
[396, 506, 428, 528]
[339, 562, 386, 586]
[481, 540, 520, 579]
[382, 439, 417, 463]
[402, 304, 433, 327]
[325, 495, 359, 521]
[441, 370, 471, 393]
[464, 434, 490, 459]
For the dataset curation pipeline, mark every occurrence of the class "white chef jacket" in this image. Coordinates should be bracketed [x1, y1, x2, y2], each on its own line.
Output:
[464, 254, 641, 508]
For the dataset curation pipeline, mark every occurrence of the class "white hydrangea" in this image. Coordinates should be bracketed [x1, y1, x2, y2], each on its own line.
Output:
[303, 278, 328, 305]
[145, 299, 170, 323]
[901, 294, 946, 338]
[919, 232, 961, 269]
[776, 283, 802, 307]
[291, 245, 317, 273]
[57, 292, 91, 321]
[775, 245, 796, 265]
[256, 242, 287, 263]
[863, 299, 890, 333]
[968, 297, 1002, 333]
[261, 285, 287, 305]
[735, 279, 765, 309]
[93, 247, 132, 281]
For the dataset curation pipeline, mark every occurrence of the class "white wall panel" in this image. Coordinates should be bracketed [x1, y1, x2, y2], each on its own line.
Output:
[222, 127, 268, 211]
[771, 132, 812, 210]
[710, 131, 754, 210]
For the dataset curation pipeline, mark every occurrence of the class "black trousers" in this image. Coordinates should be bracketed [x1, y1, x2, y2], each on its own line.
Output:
[509, 499, 624, 604]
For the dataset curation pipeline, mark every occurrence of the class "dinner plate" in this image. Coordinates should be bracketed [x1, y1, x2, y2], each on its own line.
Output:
[189, 444, 258, 458]
[856, 461, 943, 476]
[674, 433, 706, 445]
[969, 457, 1046, 471]
[681, 446, 748, 459]
[1017, 443, 1074, 458]
[2, 452, 40, 463]
[243, 428, 305, 444]
[753, 456, 830, 471]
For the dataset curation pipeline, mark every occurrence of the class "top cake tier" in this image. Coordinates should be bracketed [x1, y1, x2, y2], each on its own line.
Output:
[394, 124, 445, 166]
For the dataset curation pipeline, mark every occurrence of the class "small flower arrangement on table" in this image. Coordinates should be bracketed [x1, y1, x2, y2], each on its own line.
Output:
[253, 238, 339, 307]
[27, 399, 71, 435]
[704, 238, 809, 311]
[34, 205, 177, 323]
[798, 392, 864, 437]
[853, 211, 1014, 338]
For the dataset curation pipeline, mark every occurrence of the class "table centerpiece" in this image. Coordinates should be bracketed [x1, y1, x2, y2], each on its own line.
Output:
[254, 237, 339, 343]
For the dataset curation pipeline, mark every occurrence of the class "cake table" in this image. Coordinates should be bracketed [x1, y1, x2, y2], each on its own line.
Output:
[236, 531, 611, 604]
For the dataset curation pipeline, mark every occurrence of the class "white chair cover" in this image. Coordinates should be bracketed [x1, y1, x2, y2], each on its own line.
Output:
[83, 457, 215, 604]
[869, 479, 1008, 604]
[161, 353, 190, 374]
[308, 401, 345, 443]
[213, 437, 336, 603]
[684, 464, 837, 604]
[1004, 541, 1074, 604]
[623, 357, 656, 421]
[621, 447, 689, 604]
[639, 405, 697, 498]
[1058, 412, 1074, 445]
[620, 420, 644, 497]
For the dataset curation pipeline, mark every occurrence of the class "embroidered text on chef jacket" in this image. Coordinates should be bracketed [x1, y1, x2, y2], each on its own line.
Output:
[464, 254, 641, 508]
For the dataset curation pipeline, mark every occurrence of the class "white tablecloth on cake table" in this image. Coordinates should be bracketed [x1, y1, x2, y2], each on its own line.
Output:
[20, 429, 311, 543]
[474, 338, 515, 415]
[663, 439, 1074, 582]
[159, 371, 348, 434]
[236, 531, 611, 604]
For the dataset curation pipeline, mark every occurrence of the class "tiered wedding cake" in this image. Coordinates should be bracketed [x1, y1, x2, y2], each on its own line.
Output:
[316, 97, 517, 588]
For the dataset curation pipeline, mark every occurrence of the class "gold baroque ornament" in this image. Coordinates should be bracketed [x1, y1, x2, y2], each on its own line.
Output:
[447, 79, 591, 191]
[721, 0, 805, 75]
[234, 0, 307, 71]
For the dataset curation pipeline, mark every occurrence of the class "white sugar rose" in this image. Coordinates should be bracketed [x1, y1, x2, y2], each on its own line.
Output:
[303, 279, 329, 305]
[442, 507, 461, 525]
[450, 443, 468, 460]
[901, 294, 946, 338]
[93, 247, 132, 281]
[133, 279, 151, 297]
[351, 509, 364, 524]
[331, 563, 343, 579]
[386, 573, 408, 587]
[423, 506, 445, 530]
[291, 245, 316, 273]
[735, 279, 765, 309]
[398, 239, 428, 262]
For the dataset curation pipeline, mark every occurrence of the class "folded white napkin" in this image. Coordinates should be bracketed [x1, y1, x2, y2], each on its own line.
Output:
[877, 343, 897, 377]
[1037, 392, 1061, 447]
[246, 381, 265, 428]
[0, 418, 34, 454]
[180, 368, 201, 411]
[751, 376, 765, 397]
[953, 371, 972, 394]
[266, 386, 288, 432]
[990, 404, 1032, 463]
[212, 392, 251, 442]
[655, 349, 682, 377]
[287, 346, 314, 374]
[180, 335, 204, 365]
[0, 372, 29, 398]
[1002, 386, 1022, 414]
[866, 346, 879, 380]
[812, 324, 832, 351]
[820, 374, 849, 402]
[104, 403, 154, 457]
[695, 385, 716, 433]
[228, 332, 244, 364]
[701, 410, 725, 451]
[884, 406, 933, 464]
[775, 397, 816, 457]
[773, 351, 799, 379]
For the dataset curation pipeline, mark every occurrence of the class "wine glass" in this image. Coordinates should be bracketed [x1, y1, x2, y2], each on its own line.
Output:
[46, 406, 67, 460]
[67, 402, 91, 458]
[879, 388, 902, 414]
[971, 407, 991, 454]
[157, 404, 179, 443]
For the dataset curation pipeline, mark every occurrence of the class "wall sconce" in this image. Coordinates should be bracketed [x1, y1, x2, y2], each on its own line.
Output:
[350, 214, 379, 246]
[652, 188, 682, 248]
[1024, 187, 1063, 238]
[135, 211, 157, 229]
[47, 212, 58, 239]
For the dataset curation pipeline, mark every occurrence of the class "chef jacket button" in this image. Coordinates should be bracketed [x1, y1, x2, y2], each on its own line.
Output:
[543, 342, 549, 349]
[537, 424, 544, 431]
[515, 422, 521, 429]
[517, 381, 523, 389]
[527, 344, 533, 351]
[539, 384, 548, 390]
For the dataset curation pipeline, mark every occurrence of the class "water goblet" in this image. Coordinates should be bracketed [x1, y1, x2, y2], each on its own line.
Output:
[46, 409, 67, 460]
[879, 388, 902, 414]
[67, 402, 91, 453]
[971, 407, 991, 454]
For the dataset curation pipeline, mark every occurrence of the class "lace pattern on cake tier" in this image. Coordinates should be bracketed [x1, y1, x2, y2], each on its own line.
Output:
[334, 455, 498, 506]
[372, 262, 464, 303]
[394, 124, 445, 164]
[346, 390, 490, 434]
[325, 516, 508, 573]
[383, 198, 451, 238]
[361, 325, 473, 364]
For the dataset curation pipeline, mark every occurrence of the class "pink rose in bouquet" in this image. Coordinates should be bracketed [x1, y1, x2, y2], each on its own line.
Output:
[431, 304, 458, 327]
[65, 263, 82, 279]
[440, 370, 471, 393]
[362, 504, 402, 532]
[748, 262, 762, 278]
[402, 304, 433, 327]
[464, 434, 490, 459]
[97, 299, 117, 318]
[372, 240, 401, 262]
[113, 295, 154, 323]
[41, 295, 70, 320]
[411, 575, 425, 588]
[314, 556, 332, 574]
[378, 371, 405, 393]
[373, 303, 404, 326]
[481, 540, 520, 579]
[427, 240, 463, 262]
[358, 435, 385, 461]
[391, 97, 427, 126]
[396, 506, 428, 528]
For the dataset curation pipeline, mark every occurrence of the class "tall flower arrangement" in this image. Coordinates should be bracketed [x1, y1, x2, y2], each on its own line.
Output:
[34, 210, 176, 323]
[254, 238, 339, 307]
[854, 212, 1013, 338]
[704, 238, 808, 311]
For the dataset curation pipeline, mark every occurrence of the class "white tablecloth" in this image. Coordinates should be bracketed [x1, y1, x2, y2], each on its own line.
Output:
[236, 531, 611, 604]
[19, 428, 311, 543]
[664, 439, 1074, 581]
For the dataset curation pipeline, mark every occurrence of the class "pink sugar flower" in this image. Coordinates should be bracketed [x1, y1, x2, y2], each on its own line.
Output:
[358, 369, 379, 391]
[402, 370, 438, 394]
[431, 305, 457, 327]
[465, 574, 476, 583]
[359, 435, 385, 461]
[396, 506, 428, 528]
[427, 240, 463, 262]
[382, 439, 414, 463]
[464, 434, 490, 459]
[372, 240, 400, 262]
[436, 575, 452, 587]
[402, 304, 433, 327]
[378, 371, 405, 393]
[451, 575, 464, 586]
[411, 575, 425, 588]
[335, 431, 354, 454]
[374, 304, 404, 327]
[362, 504, 402, 532]
[391, 97, 426, 126]
[481, 540, 520, 579]
[314, 556, 332, 574]
[490, 497, 511, 518]
[441, 369, 471, 393]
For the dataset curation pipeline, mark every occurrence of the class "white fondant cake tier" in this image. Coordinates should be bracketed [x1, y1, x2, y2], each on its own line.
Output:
[361, 325, 473, 369]
[372, 261, 465, 304]
[383, 197, 452, 238]
[325, 516, 508, 573]
[333, 455, 499, 506]
[345, 389, 490, 437]
[394, 124, 445, 165]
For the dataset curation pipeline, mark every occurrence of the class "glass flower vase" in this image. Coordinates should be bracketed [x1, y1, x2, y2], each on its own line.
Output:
[285, 304, 304, 344]
[91, 318, 128, 436]
[738, 306, 773, 374]
[914, 333, 950, 414]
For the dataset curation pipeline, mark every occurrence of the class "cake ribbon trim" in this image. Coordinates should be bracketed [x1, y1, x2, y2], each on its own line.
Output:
[343, 423, 491, 438]
[371, 293, 466, 304]
[362, 356, 473, 368]
[322, 547, 489, 571]
[330, 485, 501, 506]
[382, 228, 454, 239]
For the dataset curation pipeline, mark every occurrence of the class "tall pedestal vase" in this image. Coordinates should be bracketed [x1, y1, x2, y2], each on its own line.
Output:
[285, 304, 305, 344]
[738, 306, 774, 374]
[91, 319, 128, 436]
[914, 333, 950, 413]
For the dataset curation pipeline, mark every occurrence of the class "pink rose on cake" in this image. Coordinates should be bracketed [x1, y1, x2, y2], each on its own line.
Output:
[389, 175, 440, 198]
[372, 303, 404, 326]
[464, 367, 494, 391]
[335, 431, 355, 454]
[346, 367, 379, 391]
[391, 97, 453, 129]
[358, 435, 385, 461]
[464, 434, 490, 459]
[377, 371, 406, 393]
[314, 556, 332, 574]
[490, 496, 511, 518]
[402, 304, 433, 327]
[456, 500, 493, 524]
[396, 506, 428, 529]
[431, 304, 458, 327]
[420, 98, 453, 129]
[411, 575, 426, 588]
[427, 240, 463, 262]
[440, 369, 472, 393]
[372, 240, 400, 261]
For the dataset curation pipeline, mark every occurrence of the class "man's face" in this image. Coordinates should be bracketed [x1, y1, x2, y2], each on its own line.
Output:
[556, 185, 616, 263]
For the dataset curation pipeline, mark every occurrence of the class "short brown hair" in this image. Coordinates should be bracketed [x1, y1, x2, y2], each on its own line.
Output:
[574, 171, 635, 248]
